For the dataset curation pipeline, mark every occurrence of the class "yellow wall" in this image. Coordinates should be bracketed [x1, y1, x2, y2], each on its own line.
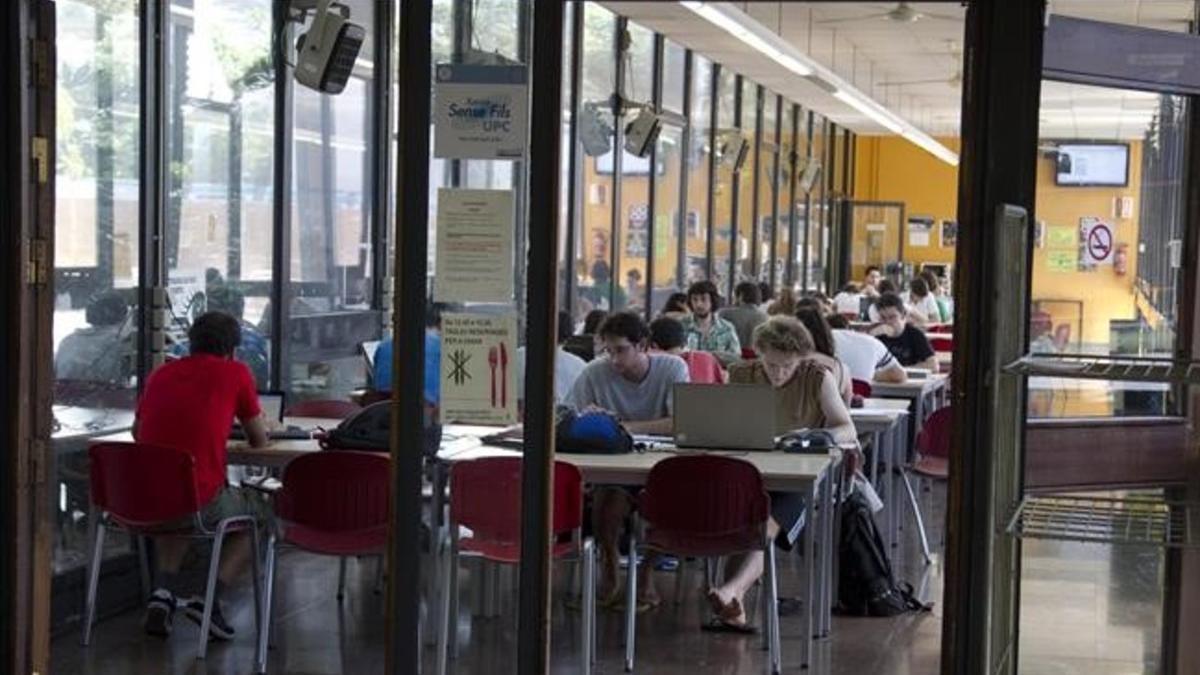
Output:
[853, 136, 960, 278]
[853, 136, 1143, 347]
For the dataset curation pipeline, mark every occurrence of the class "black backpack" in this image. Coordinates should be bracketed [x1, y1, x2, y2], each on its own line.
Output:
[836, 492, 933, 617]
[321, 401, 443, 456]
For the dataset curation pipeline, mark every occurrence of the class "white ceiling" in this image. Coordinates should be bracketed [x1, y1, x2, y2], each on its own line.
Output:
[601, 1, 1197, 140]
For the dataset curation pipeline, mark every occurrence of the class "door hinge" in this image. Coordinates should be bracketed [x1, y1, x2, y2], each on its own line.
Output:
[29, 37, 50, 89]
[31, 136, 49, 185]
[26, 238, 49, 286]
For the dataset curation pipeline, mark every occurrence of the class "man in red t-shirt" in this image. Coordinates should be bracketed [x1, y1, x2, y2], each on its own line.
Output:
[649, 316, 726, 384]
[134, 311, 270, 640]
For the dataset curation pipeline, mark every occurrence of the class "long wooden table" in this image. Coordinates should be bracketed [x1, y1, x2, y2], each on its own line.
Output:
[869, 373, 949, 451]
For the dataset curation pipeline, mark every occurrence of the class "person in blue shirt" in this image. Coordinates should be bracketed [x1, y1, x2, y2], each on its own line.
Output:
[168, 282, 270, 388]
[372, 302, 448, 406]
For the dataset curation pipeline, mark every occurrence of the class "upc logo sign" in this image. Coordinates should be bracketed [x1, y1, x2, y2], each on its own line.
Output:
[447, 96, 514, 132]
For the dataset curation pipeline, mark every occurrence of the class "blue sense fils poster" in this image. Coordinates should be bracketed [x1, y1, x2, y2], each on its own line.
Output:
[433, 64, 528, 160]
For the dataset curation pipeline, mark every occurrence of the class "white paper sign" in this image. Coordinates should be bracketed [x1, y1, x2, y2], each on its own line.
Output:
[434, 64, 528, 160]
[440, 313, 518, 425]
[434, 189, 515, 303]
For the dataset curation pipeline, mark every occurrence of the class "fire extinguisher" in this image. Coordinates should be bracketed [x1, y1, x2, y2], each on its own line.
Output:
[1114, 243, 1128, 276]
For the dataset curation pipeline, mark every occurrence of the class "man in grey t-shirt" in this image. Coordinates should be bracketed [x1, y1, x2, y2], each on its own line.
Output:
[718, 281, 769, 350]
[567, 311, 689, 605]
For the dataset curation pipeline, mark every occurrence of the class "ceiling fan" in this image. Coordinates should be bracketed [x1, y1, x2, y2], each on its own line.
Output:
[817, 2, 961, 25]
[880, 70, 962, 88]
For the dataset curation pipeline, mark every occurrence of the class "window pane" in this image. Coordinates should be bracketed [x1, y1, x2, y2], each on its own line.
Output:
[287, 1, 376, 400]
[52, 0, 140, 573]
[614, 22, 655, 313]
[758, 91, 779, 283]
[807, 114, 827, 291]
[1028, 84, 1187, 419]
[651, 124, 683, 307]
[735, 79, 756, 287]
[661, 40, 685, 114]
[164, 0, 275, 388]
[558, 2, 574, 314]
[777, 102, 794, 289]
[685, 55, 712, 285]
[577, 4, 617, 313]
[710, 67, 736, 297]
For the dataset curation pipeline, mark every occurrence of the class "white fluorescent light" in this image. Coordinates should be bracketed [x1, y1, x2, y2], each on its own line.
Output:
[681, 1, 958, 166]
[680, 1, 813, 78]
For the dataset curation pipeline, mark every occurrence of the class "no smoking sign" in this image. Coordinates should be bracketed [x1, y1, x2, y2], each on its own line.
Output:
[1082, 218, 1114, 265]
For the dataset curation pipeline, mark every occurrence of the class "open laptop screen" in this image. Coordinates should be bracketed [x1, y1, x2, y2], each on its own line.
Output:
[258, 392, 285, 422]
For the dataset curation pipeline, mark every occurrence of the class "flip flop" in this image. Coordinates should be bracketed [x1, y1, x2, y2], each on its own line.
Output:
[706, 590, 744, 623]
[701, 616, 758, 635]
[609, 594, 662, 614]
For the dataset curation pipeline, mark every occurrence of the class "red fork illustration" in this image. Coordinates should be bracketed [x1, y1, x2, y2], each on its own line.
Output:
[488, 346, 499, 407]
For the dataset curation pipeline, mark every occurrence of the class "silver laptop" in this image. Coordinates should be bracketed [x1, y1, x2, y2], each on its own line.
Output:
[673, 383, 778, 451]
[258, 392, 285, 422]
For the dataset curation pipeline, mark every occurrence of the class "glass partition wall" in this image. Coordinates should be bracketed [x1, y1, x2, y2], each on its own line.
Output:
[46, 0, 859, 645]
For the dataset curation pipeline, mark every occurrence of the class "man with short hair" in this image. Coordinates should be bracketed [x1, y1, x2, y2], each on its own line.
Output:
[871, 292, 938, 371]
[718, 281, 768, 349]
[649, 316, 724, 384]
[133, 311, 270, 640]
[861, 265, 883, 298]
[827, 313, 907, 384]
[55, 290, 133, 384]
[681, 280, 741, 366]
[372, 301, 447, 406]
[567, 312, 690, 604]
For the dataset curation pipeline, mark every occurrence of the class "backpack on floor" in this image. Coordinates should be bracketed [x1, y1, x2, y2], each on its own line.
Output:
[836, 492, 933, 617]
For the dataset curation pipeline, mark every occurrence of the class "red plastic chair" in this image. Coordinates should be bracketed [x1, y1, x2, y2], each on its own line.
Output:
[926, 323, 953, 335]
[255, 451, 390, 673]
[624, 455, 779, 673]
[851, 378, 873, 398]
[84, 442, 262, 662]
[740, 347, 757, 360]
[438, 458, 595, 675]
[901, 406, 953, 565]
[929, 335, 954, 352]
[283, 398, 361, 419]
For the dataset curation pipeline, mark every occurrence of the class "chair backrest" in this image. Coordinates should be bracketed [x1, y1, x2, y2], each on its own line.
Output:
[275, 451, 391, 533]
[852, 378, 873, 398]
[639, 455, 768, 540]
[926, 323, 953, 335]
[89, 442, 204, 528]
[450, 457, 583, 545]
[284, 398, 362, 419]
[740, 347, 757, 360]
[929, 335, 953, 352]
[916, 406, 953, 461]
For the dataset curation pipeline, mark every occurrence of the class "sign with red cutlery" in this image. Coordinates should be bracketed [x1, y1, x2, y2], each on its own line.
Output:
[439, 312, 518, 425]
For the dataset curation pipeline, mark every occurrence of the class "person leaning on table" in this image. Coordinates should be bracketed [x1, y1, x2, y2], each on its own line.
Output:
[704, 316, 858, 633]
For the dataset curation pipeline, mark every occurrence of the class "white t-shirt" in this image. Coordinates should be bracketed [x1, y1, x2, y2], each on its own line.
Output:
[833, 291, 863, 316]
[907, 294, 941, 323]
[832, 329, 898, 382]
[516, 346, 588, 405]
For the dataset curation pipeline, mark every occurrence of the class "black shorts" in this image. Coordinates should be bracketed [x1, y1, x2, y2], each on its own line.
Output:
[769, 491, 807, 550]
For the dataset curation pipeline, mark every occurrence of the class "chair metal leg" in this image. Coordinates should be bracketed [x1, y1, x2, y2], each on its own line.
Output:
[81, 521, 106, 647]
[901, 470, 932, 565]
[136, 534, 152, 599]
[448, 525, 461, 658]
[337, 557, 348, 602]
[374, 556, 385, 595]
[581, 539, 596, 675]
[765, 541, 781, 675]
[255, 535, 277, 674]
[197, 524, 228, 660]
[436, 531, 454, 675]
[673, 556, 686, 606]
[623, 532, 638, 673]
[249, 526, 263, 640]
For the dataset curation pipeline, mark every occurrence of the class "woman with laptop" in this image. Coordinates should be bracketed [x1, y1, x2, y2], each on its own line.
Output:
[706, 316, 857, 632]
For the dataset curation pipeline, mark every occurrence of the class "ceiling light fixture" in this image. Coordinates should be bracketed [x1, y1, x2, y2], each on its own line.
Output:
[680, 1, 958, 166]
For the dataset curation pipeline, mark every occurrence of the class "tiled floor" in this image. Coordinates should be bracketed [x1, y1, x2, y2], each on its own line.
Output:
[51, 484, 1165, 674]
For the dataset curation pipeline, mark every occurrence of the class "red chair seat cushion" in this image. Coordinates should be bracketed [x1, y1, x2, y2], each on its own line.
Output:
[458, 538, 577, 564]
[910, 456, 949, 479]
[282, 523, 387, 556]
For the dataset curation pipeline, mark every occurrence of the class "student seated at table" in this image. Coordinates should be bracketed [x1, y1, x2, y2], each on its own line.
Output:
[827, 314, 907, 384]
[866, 278, 900, 323]
[133, 311, 271, 640]
[905, 277, 939, 329]
[566, 311, 690, 606]
[648, 316, 725, 384]
[709, 317, 856, 631]
[861, 265, 883, 298]
[562, 309, 609, 363]
[55, 290, 135, 385]
[516, 310, 587, 405]
[372, 301, 446, 407]
[658, 292, 690, 323]
[794, 307, 852, 404]
[681, 280, 741, 366]
[870, 292, 938, 371]
[832, 282, 863, 319]
[717, 281, 767, 349]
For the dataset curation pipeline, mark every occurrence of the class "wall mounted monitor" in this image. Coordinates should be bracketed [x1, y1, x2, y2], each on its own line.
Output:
[1053, 142, 1130, 187]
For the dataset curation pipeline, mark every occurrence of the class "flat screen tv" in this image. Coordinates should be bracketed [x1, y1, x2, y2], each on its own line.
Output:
[1054, 142, 1129, 187]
